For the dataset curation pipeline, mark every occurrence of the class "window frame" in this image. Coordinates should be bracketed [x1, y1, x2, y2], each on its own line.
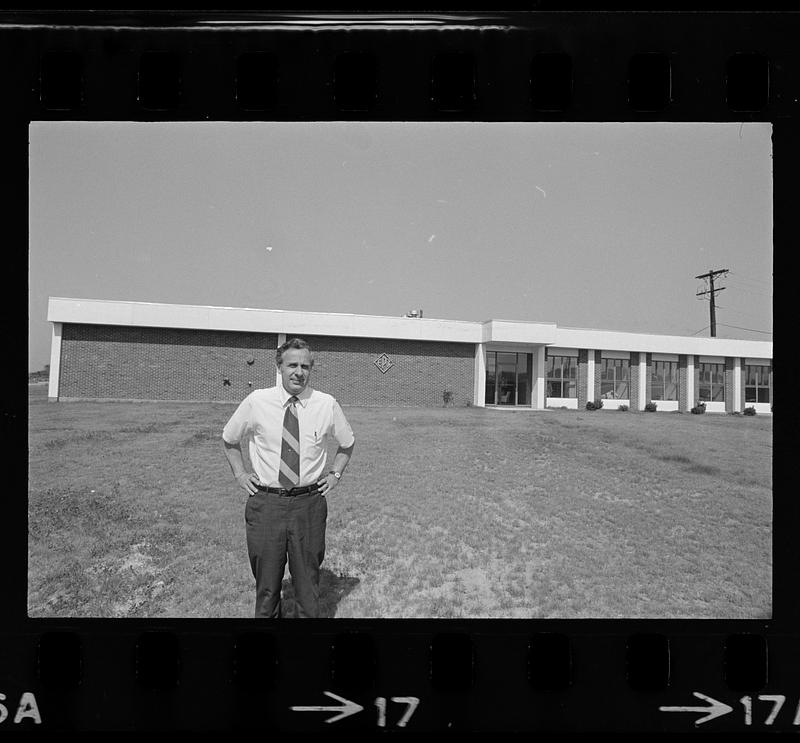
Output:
[744, 363, 771, 404]
[697, 362, 725, 402]
[650, 359, 679, 401]
[599, 357, 630, 399]
[545, 353, 578, 399]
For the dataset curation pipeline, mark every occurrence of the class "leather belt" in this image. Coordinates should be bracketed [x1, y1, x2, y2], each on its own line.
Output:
[255, 483, 320, 496]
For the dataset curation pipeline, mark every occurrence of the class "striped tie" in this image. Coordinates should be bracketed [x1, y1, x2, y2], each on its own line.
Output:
[279, 395, 300, 488]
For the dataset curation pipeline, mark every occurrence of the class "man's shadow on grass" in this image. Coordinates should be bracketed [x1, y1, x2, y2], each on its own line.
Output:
[280, 568, 360, 618]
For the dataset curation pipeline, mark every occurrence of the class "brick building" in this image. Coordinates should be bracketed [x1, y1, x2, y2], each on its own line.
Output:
[47, 297, 773, 413]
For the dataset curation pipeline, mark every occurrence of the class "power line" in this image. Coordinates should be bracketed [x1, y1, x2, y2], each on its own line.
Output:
[725, 273, 771, 286]
[717, 323, 772, 336]
[724, 290, 772, 303]
[715, 301, 765, 315]
[727, 271, 772, 289]
[727, 278, 772, 293]
[718, 317, 772, 333]
[724, 279, 772, 299]
[714, 297, 773, 331]
[712, 301, 772, 332]
[690, 325, 710, 336]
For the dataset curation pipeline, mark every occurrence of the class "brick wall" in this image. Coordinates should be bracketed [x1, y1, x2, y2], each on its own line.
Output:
[287, 334, 475, 407]
[59, 324, 278, 401]
[630, 352, 641, 410]
[678, 355, 689, 411]
[577, 349, 589, 408]
[593, 350, 602, 401]
[725, 357, 736, 412]
[58, 324, 475, 407]
[740, 359, 747, 409]
[693, 361, 701, 407]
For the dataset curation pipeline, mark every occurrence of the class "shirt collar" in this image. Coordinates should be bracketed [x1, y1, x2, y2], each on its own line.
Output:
[278, 383, 312, 408]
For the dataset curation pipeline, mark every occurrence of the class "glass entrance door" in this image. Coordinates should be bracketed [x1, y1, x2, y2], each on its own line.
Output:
[485, 351, 533, 406]
[496, 353, 518, 405]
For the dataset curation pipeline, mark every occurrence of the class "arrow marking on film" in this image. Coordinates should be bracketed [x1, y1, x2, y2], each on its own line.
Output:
[659, 691, 734, 726]
[291, 691, 364, 724]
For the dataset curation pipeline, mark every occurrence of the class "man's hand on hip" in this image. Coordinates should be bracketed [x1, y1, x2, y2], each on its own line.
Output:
[236, 472, 260, 495]
[316, 472, 339, 495]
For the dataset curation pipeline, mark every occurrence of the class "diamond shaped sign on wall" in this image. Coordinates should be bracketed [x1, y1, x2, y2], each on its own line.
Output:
[374, 353, 394, 374]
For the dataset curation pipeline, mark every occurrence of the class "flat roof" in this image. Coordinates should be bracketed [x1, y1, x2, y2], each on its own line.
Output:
[48, 297, 772, 359]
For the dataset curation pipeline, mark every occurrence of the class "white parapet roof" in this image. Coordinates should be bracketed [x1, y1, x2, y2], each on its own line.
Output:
[552, 325, 772, 359]
[47, 297, 483, 344]
[47, 297, 773, 359]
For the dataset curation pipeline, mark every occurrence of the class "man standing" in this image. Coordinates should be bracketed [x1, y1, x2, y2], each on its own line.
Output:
[222, 338, 355, 618]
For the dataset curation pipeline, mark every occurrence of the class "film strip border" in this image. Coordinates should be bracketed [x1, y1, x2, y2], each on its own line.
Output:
[0, 12, 795, 120]
[2, 628, 798, 731]
[3, 10, 797, 733]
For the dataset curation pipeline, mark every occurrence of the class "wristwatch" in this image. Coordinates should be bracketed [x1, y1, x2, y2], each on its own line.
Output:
[328, 470, 341, 480]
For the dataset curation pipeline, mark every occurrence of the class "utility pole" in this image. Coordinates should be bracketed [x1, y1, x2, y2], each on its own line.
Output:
[695, 268, 728, 337]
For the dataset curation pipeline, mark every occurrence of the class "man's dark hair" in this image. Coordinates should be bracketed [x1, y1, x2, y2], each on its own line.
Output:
[276, 337, 313, 367]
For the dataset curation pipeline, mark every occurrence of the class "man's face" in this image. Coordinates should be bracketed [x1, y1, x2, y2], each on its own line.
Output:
[279, 348, 313, 395]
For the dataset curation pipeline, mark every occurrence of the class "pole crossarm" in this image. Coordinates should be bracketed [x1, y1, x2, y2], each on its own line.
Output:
[696, 286, 726, 297]
[694, 268, 729, 282]
[694, 268, 728, 337]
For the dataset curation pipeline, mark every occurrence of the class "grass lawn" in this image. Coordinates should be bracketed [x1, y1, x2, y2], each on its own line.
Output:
[27, 384, 772, 619]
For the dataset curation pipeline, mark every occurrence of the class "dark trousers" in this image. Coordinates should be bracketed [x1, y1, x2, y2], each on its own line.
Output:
[245, 490, 327, 618]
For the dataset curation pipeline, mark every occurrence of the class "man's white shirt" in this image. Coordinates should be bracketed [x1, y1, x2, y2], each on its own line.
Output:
[222, 385, 355, 488]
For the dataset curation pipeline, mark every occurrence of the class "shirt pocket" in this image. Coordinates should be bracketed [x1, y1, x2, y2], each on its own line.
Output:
[302, 427, 325, 456]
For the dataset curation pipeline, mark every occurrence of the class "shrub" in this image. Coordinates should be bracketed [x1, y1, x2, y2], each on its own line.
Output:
[690, 402, 706, 414]
[585, 399, 604, 411]
[644, 401, 657, 412]
[743, 406, 757, 416]
[442, 390, 452, 407]
[727, 410, 742, 416]
[618, 404, 629, 411]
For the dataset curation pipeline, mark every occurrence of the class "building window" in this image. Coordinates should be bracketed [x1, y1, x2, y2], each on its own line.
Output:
[698, 362, 725, 402]
[745, 364, 771, 403]
[485, 351, 532, 405]
[599, 358, 629, 399]
[546, 354, 577, 398]
[650, 360, 678, 400]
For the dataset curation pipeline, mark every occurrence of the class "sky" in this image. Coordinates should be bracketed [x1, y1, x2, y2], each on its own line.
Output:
[28, 121, 773, 372]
